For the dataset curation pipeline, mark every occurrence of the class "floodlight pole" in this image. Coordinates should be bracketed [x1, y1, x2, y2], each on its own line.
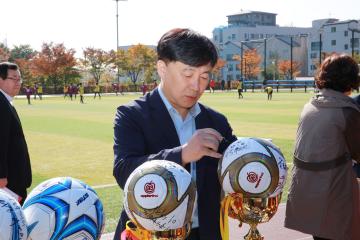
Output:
[319, 32, 322, 64]
[347, 21, 359, 58]
[263, 38, 267, 82]
[114, 0, 127, 84]
[240, 41, 244, 81]
[351, 29, 355, 57]
[290, 36, 293, 80]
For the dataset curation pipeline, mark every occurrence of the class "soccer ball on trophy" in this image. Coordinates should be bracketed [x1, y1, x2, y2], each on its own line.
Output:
[0, 190, 28, 240]
[23, 177, 105, 240]
[218, 137, 287, 240]
[123, 160, 197, 240]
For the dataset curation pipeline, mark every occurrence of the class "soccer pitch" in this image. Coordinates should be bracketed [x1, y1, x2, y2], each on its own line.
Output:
[15, 90, 313, 233]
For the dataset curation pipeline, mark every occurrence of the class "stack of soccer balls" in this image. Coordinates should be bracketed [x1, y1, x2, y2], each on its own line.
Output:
[0, 189, 28, 240]
[0, 177, 104, 240]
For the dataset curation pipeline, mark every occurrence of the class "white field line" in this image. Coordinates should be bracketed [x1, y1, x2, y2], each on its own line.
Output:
[92, 183, 118, 189]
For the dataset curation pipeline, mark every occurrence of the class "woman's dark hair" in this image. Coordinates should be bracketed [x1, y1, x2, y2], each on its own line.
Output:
[157, 28, 218, 67]
[315, 54, 360, 92]
[0, 62, 19, 80]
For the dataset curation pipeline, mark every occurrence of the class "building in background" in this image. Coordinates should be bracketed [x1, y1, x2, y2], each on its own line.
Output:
[221, 35, 308, 81]
[307, 19, 360, 75]
[213, 10, 360, 80]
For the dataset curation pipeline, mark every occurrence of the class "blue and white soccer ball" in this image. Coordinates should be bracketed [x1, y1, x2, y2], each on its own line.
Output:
[0, 189, 27, 240]
[23, 177, 105, 240]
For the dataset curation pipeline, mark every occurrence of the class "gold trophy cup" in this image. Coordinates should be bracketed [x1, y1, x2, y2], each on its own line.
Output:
[219, 138, 287, 240]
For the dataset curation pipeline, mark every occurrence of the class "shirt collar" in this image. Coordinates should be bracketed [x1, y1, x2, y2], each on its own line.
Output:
[0, 89, 13, 104]
[158, 86, 201, 118]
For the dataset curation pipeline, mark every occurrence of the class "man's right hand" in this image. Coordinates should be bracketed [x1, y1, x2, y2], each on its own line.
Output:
[0, 178, 8, 188]
[181, 128, 223, 166]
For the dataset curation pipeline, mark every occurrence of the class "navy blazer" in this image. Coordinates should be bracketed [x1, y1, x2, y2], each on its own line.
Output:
[113, 89, 237, 239]
[0, 91, 32, 200]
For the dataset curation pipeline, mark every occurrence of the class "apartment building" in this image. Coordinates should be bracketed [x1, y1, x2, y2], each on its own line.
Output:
[307, 19, 360, 75]
[213, 11, 360, 80]
[213, 11, 312, 80]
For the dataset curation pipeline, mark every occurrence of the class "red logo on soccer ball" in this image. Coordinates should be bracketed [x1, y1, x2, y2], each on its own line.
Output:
[144, 181, 155, 194]
[247, 172, 258, 183]
[247, 172, 264, 188]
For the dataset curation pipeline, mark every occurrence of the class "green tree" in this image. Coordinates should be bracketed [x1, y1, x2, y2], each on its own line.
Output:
[113, 44, 157, 86]
[80, 47, 113, 84]
[10, 45, 36, 61]
[9, 45, 37, 85]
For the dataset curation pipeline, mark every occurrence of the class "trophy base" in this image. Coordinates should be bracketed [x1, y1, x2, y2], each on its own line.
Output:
[244, 225, 263, 240]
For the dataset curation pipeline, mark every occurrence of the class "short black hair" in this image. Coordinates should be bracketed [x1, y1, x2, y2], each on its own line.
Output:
[0, 62, 19, 80]
[157, 28, 218, 67]
[315, 54, 360, 92]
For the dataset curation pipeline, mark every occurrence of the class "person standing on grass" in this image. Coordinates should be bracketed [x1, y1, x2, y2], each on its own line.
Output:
[0, 62, 32, 205]
[94, 82, 101, 99]
[68, 84, 73, 101]
[37, 83, 43, 100]
[78, 83, 84, 104]
[264, 85, 273, 100]
[140, 81, 148, 96]
[24, 85, 32, 105]
[209, 79, 215, 93]
[33, 84, 37, 99]
[63, 84, 69, 99]
[113, 28, 237, 240]
[112, 83, 119, 96]
[72, 83, 78, 100]
[221, 79, 225, 90]
[237, 80, 243, 99]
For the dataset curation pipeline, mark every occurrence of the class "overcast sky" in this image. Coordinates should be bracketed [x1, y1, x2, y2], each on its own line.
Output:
[1, 0, 358, 54]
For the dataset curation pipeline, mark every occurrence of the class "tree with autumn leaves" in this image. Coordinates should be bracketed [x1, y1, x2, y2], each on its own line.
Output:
[80, 47, 113, 84]
[9, 45, 37, 85]
[233, 49, 262, 80]
[31, 43, 79, 89]
[277, 60, 301, 79]
[211, 58, 226, 81]
[113, 44, 157, 86]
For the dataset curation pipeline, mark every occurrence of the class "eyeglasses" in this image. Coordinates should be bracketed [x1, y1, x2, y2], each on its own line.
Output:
[7, 77, 23, 84]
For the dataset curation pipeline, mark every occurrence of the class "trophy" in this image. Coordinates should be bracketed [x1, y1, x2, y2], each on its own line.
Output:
[122, 160, 197, 240]
[218, 137, 287, 240]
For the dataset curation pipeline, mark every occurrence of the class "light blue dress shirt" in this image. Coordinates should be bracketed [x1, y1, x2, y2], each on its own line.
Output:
[158, 87, 200, 228]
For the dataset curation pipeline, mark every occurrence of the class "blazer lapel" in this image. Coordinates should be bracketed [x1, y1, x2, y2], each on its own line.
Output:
[195, 105, 212, 193]
[195, 105, 211, 130]
[148, 89, 180, 148]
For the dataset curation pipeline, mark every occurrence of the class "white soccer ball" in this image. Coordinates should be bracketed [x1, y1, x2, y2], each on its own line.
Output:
[124, 160, 197, 232]
[218, 137, 287, 198]
[0, 190, 27, 240]
[23, 177, 105, 240]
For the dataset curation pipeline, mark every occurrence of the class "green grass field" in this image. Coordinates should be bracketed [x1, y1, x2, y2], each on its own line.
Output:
[14, 90, 315, 233]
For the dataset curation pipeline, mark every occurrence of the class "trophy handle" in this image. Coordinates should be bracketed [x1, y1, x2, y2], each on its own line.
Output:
[244, 223, 263, 240]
